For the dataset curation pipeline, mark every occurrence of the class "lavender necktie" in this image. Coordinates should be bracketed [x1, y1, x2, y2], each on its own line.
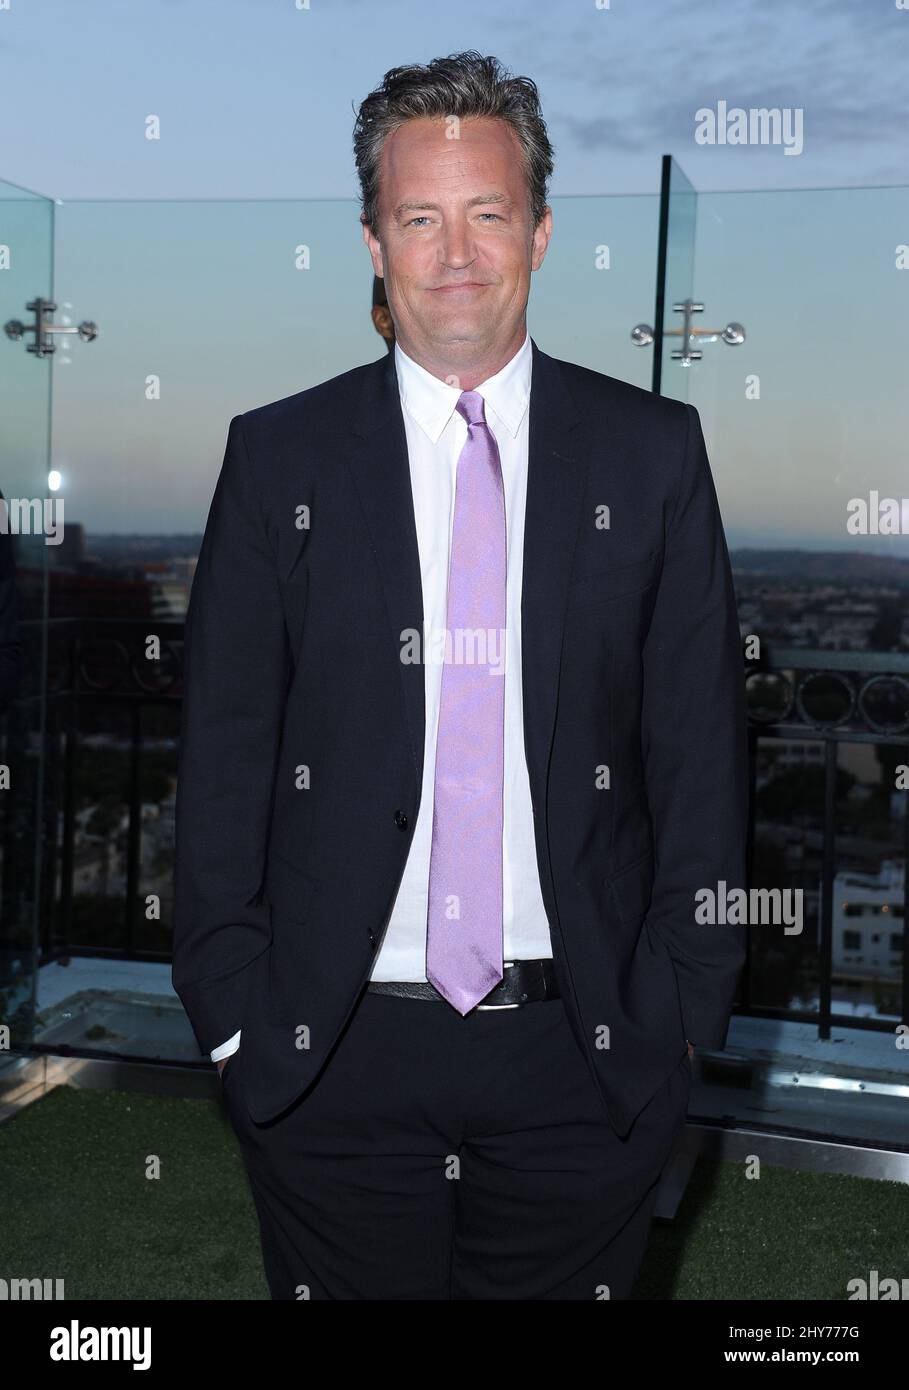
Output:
[426, 390, 505, 1014]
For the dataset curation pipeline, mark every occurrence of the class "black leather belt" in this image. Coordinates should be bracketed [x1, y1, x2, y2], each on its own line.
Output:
[367, 958, 559, 1008]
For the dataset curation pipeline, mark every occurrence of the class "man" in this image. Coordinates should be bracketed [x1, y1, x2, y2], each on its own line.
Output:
[173, 50, 748, 1301]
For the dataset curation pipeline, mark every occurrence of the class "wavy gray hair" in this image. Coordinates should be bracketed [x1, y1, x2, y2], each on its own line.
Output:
[353, 50, 554, 237]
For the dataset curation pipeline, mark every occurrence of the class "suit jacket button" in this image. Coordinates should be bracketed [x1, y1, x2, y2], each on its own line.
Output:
[394, 809, 409, 831]
[367, 929, 377, 947]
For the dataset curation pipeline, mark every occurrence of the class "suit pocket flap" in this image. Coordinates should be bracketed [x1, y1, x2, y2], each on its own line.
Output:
[606, 849, 654, 924]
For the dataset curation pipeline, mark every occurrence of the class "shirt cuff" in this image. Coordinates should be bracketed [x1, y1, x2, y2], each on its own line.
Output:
[210, 1030, 241, 1063]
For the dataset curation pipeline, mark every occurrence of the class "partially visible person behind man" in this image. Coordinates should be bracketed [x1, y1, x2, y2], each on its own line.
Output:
[372, 273, 395, 351]
[0, 490, 21, 713]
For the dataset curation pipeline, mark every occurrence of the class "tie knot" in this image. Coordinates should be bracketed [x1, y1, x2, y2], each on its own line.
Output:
[455, 390, 487, 429]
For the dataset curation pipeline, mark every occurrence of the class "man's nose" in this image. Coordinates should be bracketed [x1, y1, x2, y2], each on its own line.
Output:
[439, 221, 475, 267]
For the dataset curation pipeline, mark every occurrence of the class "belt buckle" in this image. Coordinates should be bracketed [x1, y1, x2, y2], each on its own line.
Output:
[476, 963, 520, 1010]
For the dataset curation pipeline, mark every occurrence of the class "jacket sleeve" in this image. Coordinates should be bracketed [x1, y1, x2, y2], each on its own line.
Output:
[172, 414, 289, 1055]
[640, 403, 748, 1049]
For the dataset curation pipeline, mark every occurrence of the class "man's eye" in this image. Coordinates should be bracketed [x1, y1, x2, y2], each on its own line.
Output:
[478, 213, 502, 221]
[407, 216, 431, 227]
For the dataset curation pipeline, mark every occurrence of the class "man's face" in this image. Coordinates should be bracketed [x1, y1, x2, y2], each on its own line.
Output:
[363, 115, 551, 369]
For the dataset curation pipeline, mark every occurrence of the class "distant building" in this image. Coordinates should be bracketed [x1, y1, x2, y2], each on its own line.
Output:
[47, 522, 86, 569]
[832, 859, 905, 981]
[769, 738, 826, 771]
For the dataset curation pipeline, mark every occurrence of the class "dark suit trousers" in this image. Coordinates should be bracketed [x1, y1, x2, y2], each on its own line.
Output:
[221, 989, 691, 1300]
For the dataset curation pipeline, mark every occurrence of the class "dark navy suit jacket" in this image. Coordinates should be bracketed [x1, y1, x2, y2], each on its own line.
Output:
[172, 339, 748, 1137]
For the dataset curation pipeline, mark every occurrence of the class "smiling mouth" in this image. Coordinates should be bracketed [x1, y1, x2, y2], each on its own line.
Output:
[428, 283, 490, 292]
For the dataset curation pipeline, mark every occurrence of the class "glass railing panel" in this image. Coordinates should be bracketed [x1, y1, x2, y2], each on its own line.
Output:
[687, 186, 909, 1146]
[0, 178, 53, 1079]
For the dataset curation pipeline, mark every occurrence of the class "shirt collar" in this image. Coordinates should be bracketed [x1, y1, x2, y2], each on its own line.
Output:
[394, 330, 531, 445]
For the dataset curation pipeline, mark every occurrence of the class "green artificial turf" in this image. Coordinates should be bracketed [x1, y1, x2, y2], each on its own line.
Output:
[0, 1085, 268, 1300]
[637, 1158, 909, 1300]
[1, 1085, 905, 1300]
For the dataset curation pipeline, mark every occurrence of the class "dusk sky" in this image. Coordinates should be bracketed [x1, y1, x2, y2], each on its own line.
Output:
[1, 0, 907, 551]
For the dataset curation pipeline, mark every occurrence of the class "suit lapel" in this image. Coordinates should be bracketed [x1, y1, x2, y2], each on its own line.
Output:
[344, 338, 588, 807]
[522, 340, 586, 806]
[521, 338, 586, 802]
[346, 350, 426, 786]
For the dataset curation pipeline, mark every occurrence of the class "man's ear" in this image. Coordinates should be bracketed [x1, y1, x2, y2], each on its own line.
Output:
[530, 205, 553, 272]
[362, 217, 384, 278]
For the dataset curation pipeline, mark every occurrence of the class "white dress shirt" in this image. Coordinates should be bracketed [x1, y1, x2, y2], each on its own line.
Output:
[210, 329, 552, 1062]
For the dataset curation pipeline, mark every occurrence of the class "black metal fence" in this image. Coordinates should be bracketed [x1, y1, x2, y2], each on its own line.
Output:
[5, 619, 909, 1039]
[744, 646, 909, 1036]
